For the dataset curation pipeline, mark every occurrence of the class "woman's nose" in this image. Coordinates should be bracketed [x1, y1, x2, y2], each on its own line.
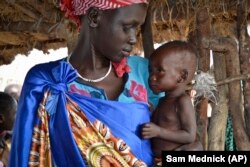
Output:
[128, 29, 137, 45]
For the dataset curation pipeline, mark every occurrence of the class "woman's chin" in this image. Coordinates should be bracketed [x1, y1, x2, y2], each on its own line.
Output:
[112, 56, 127, 64]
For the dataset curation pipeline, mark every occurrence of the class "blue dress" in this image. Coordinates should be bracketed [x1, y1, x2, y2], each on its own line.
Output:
[68, 56, 160, 108]
[9, 56, 162, 167]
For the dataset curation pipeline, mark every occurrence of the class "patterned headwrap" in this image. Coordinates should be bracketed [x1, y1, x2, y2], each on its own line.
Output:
[60, 0, 148, 27]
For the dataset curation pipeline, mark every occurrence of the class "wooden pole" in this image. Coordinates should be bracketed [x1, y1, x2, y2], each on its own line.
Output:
[141, 4, 154, 58]
[208, 49, 228, 150]
[237, 0, 250, 140]
[205, 37, 250, 150]
[195, 8, 210, 150]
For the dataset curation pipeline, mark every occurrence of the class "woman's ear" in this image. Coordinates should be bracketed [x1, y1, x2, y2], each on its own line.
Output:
[87, 7, 100, 28]
[177, 69, 188, 83]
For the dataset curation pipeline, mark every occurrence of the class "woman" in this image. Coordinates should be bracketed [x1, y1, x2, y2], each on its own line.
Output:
[9, 1, 200, 166]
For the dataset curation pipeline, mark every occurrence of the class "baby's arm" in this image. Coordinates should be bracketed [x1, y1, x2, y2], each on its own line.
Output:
[142, 95, 196, 144]
[176, 94, 197, 143]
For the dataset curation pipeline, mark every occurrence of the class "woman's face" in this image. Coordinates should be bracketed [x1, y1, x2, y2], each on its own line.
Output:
[92, 3, 147, 62]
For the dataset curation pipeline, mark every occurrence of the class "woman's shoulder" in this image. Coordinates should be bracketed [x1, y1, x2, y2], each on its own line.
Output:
[128, 55, 148, 63]
[29, 58, 65, 72]
[24, 58, 73, 83]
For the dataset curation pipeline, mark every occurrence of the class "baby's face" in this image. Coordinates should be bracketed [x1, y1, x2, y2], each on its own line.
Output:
[149, 51, 180, 94]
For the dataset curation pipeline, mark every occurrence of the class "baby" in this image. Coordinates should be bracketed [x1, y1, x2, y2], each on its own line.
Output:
[141, 41, 202, 159]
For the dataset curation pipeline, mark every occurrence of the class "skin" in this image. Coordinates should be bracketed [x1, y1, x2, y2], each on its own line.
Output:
[141, 42, 200, 156]
[0, 92, 17, 133]
[68, 5, 202, 159]
[69, 4, 148, 100]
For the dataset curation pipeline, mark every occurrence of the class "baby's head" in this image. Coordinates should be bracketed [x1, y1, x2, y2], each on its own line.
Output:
[0, 92, 17, 133]
[149, 40, 197, 93]
[4, 84, 22, 102]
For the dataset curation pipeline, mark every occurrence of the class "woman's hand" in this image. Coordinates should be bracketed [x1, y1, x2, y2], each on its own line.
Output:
[141, 122, 161, 139]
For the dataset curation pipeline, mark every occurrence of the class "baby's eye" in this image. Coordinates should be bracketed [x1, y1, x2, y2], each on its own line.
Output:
[156, 68, 164, 73]
[148, 66, 152, 72]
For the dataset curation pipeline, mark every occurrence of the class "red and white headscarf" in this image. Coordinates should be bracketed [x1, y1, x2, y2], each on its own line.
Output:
[60, 0, 148, 27]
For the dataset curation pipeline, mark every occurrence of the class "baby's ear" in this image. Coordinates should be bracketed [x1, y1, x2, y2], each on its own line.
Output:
[177, 69, 188, 83]
[0, 114, 4, 124]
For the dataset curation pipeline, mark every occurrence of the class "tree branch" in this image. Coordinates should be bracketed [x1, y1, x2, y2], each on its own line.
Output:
[217, 73, 250, 86]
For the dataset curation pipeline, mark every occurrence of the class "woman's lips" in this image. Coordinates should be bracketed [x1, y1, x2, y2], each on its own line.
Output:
[121, 50, 130, 57]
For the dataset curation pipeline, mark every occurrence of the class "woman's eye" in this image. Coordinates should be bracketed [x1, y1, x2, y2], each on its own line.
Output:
[123, 25, 131, 32]
[123, 23, 138, 31]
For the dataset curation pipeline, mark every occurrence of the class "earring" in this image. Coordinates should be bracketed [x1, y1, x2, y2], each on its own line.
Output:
[90, 22, 97, 27]
[88, 8, 99, 28]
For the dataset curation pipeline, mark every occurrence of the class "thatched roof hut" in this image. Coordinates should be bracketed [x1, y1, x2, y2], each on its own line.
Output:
[0, 0, 250, 150]
[0, 0, 75, 64]
[1, 0, 249, 64]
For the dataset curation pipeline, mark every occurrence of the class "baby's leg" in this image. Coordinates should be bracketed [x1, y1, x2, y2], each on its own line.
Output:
[174, 141, 203, 151]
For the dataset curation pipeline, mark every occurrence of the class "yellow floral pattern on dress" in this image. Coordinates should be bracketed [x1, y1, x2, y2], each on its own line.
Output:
[28, 91, 147, 167]
[66, 97, 147, 167]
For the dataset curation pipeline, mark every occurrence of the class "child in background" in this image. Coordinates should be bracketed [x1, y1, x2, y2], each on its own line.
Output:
[4, 84, 22, 102]
[0, 92, 17, 166]
[141, 41, 202, 161]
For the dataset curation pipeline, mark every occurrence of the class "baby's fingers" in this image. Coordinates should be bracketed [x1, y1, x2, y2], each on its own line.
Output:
[141, 130, 152, 138]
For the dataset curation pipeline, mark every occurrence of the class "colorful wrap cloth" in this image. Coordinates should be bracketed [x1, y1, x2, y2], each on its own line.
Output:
[9, 60, 153, 167]
[60, 0, 148, 27]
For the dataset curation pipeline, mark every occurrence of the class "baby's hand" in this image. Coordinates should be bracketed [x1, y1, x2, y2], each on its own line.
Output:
[141, 122, 160, 139]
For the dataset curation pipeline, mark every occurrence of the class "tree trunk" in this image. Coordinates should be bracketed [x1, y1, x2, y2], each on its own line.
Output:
[237, 0, 250, 140]
[197, 8, 210, 72]
[195, 8, 210, 150]
[206, 37, 250, 150]
[225, 38, 250, 150]
[196, 98, 209, 149]
[208, 50, 228, 150]
[141, 4, 154, 59]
